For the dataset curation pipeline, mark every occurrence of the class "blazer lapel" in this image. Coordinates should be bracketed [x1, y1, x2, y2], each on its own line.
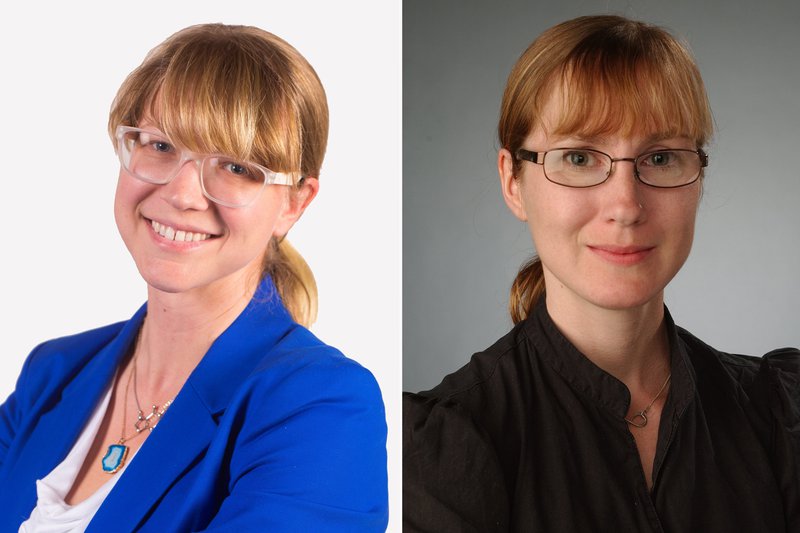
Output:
[3, 306, 145, 522]
[88, 278, 295, 532]
[87, 385, 217, 532]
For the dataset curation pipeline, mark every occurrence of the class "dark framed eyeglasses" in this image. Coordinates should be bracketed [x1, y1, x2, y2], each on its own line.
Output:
[515, 147, 708, 188]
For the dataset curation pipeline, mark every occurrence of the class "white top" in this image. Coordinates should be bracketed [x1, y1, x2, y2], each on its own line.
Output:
[19, 383, 137, 533]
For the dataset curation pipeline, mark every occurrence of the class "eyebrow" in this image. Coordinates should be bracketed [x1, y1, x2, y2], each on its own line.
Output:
[135, 121, 164, 132]
[548, 132, 692, 146]
[547, 133, 608, 145]
[644, 132, 693, 143]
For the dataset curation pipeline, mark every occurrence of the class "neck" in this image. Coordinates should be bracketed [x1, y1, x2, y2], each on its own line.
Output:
[544, 284, 670, 391]
[133, 268, 261, 396]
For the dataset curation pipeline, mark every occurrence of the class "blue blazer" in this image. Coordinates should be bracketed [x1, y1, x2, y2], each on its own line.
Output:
[0, 279, 388, 531]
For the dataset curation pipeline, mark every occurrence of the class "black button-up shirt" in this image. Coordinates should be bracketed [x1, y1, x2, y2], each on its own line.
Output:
[404, 301, 799, 532]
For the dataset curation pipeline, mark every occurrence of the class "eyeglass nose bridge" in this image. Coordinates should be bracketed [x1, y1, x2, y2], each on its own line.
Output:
[605, 156, 642, 182]
[156, 156, 212, 209]
[164, 154, 206, 183]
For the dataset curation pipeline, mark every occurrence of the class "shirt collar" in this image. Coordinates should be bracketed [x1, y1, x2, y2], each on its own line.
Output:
[523, 298, 696, 422]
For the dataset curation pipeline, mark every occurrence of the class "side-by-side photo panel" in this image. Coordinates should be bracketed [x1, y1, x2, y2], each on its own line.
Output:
[0, 2, 400, 531]
[404, 0, 799, 531]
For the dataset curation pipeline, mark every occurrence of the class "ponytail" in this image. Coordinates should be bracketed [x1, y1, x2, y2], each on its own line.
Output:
[263, 239, 318, 327]
[509, 256, 545, 324]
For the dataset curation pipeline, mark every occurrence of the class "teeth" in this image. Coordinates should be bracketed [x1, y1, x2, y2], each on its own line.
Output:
[150, 220, 211, 242]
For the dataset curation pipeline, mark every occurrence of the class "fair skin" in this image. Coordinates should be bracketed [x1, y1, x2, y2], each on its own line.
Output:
[65, 127, 317, 504]
[498, 92, 702, 489]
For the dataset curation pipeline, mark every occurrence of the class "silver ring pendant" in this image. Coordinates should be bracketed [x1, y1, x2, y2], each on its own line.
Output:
[625, 412, 648, 428]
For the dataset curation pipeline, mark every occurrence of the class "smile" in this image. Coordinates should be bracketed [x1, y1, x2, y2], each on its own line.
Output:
[150, 220, 213, 242]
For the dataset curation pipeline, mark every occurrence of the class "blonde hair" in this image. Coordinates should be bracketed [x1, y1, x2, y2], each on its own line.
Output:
[499, 15, 714, 324]
[109, 24, 328, 326]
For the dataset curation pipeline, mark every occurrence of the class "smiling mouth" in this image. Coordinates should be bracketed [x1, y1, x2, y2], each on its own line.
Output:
[150, 220, 214, 242]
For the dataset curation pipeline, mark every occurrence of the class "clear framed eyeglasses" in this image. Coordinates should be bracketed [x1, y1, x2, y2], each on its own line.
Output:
[515, 147, 708, 188]
[115, 126, 295, 208]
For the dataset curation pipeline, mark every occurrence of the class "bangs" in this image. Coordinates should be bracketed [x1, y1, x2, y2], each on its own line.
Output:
[112, 28, 304, 177]
[546, 29, 713, 145]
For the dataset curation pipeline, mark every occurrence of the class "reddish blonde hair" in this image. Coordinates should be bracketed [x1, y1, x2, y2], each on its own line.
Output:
[499, 16, 713, 324]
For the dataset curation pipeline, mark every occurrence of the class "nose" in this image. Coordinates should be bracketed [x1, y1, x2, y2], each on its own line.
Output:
[603, 158, 646, 226]
[159, 159, 210, 210]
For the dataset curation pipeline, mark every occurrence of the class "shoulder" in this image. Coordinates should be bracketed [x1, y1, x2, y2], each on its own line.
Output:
[215, 324, 386, 451]
[405, 320, 533, 437]
[414, 322, 530, 404]
[677, 331, 800, 501]
[215, 325, 388, 526]
[405, 387, 510, 531]
[404, 321, 533, 460]
[13, 320, 127, 404]
[221, 321, 386, 451]
[677, 326, 799, 383]
[676, 326, 800, 418]
[246, 324, 384, 409]
[25, 320, 124, 364]
[403, 329, 526, 532]
[404, 392, 509, 532]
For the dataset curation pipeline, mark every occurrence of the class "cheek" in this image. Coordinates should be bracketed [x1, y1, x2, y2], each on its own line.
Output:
[261, 187, 293, 236]
[113, 174, 136, 232]
[522, 184, 592, 252]
[113, 173, 162, 248]
[674, 205, 699, 256]
[656, 186, 701, 244]
[227, 189, 287, 242]
[113, 172, 150, 212]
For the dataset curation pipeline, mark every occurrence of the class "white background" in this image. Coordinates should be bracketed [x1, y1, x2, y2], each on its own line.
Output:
[0, 1, 401, 530]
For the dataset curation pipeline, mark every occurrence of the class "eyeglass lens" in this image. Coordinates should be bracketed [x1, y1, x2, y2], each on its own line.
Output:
[118, 129, 267, 207]
[543, 148, 702, 188]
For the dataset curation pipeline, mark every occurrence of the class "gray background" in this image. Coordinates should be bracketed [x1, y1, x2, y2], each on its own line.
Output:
[404, 0, 800, 392]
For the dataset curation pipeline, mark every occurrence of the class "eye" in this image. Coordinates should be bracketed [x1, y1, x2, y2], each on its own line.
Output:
[213, 158, 263, 182]
[562, 150, 602, 168]
[642, 151, 675, 167]
[151, 140, 173, 153]
[137, 132, 175, 154]
[225, 162, 249, 175]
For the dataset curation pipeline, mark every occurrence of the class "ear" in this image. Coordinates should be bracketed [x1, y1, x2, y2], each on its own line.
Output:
[498, 148, 528, 221]
[273, 177, 319, 237]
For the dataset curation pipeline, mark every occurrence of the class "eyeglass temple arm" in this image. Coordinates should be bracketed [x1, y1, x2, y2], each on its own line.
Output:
[515, 148, 543, 164]
[697, 149, 709, 167]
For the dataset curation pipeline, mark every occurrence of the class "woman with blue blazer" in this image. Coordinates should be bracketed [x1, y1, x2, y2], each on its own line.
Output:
[0, 24, 388, 532]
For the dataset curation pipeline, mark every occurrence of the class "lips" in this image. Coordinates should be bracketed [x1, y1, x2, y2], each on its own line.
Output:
[590, 245, 654, 254]
[148, 219, 216, 243]
[588, 245, 655, 265]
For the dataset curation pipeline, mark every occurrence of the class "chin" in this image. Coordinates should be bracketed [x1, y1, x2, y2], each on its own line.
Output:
[134, 259, 203, 295]
[583, 279, 667, 311]
[593, 294, 661, 312]
[140, 274, 197, 295]
[134, 256, 264, 298]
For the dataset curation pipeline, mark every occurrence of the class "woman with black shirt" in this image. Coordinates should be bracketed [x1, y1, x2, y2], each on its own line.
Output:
[404, 15, 799, 532]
